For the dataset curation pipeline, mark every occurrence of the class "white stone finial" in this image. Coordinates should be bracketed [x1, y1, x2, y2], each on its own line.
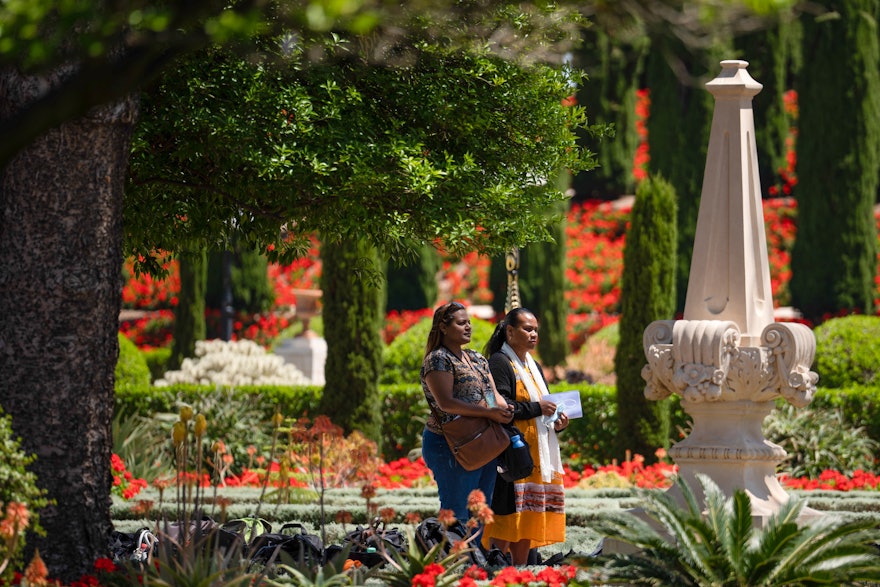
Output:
[683, 60, 773, 344]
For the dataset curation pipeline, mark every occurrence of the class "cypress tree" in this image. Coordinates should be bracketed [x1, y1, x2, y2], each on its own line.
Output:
[614, 175, 677, 463]
[645, 39, 726, 313]
[319, 237, 384, 444]
[518, 190, 570, 367]
[733, 12, 802, 193]
[385, 245, 440, 311]
[169, 249, 207, 370]
[572, 25, 650, 199]
[205, 244, 275, 316]
[790, 0, 880, 321]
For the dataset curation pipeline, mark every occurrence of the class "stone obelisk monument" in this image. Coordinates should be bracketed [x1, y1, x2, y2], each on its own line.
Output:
[641, 60, 818, 524]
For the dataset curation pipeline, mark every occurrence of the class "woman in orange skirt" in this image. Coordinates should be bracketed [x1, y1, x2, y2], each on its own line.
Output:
[481, 307, 569, 565]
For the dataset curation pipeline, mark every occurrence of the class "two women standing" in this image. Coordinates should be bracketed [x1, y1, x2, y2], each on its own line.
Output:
[420, 302, 567, 564]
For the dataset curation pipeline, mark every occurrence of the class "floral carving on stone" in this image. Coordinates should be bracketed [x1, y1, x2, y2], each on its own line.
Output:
[642, 319, 817, 408]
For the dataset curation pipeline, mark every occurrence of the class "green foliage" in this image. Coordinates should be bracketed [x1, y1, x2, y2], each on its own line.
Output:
[571, 23, 649, 198]
[206, 245, 275, 316]
[733, 14, 802, 195]
[814, 314, 880, 388]
[381, 385, 431, 461]
[170, 250, 207, 370]
[114, 382, 696, 467]
[764, 402, 879, 478]
[114, 388, 279, 479]
[385, 246, 440, 311]
[0, 407, 50, 578]
[143, 347, 172, 383]
[812, 384, 880, 447]
[379, 317, 497, 385]
[518, 193, 570, 367]
[125, 39, 596, 272]
[590, 474, 880, 586]
[790, 0, 880, 321]
[264, 563, 356, 587]
[116, 333, 151, 392]
[320, 238, 384, 443]
[614, 175, 677, 462]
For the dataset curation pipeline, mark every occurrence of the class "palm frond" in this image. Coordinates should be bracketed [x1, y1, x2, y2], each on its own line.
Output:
[591, 473, 880, 587]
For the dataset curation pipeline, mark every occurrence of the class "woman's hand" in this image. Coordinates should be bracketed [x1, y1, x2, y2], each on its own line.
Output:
[539, 399, 557, 417]
[488, 404, 515, 424]
[553, 412, 569, 431]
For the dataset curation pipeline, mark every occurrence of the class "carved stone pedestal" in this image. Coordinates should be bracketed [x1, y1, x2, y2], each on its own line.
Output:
[636, 60, 819, 527]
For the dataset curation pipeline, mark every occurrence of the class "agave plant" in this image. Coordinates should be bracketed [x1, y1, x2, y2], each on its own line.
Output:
[588, 474, 880, 586]
[102, 526, 256, 587]
[263, 563, 362, 587]
[373, 526, 470, 587]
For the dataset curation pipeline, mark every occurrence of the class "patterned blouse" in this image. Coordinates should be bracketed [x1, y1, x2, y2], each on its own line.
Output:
[421, 346, 493, 435]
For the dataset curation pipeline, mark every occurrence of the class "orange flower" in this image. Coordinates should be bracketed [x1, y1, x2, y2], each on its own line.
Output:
[475, 505, 494, 525]
[24, 550, 49, 586]
[343, 558, 363, 571]
[379, 507, 396, 523]
[6, 502, 29, 533]
[437, 509, 457, 527]
[466, 489, 486, 513]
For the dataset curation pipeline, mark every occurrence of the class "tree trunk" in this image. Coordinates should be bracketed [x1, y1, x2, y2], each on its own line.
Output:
[0, 66, 137, 580]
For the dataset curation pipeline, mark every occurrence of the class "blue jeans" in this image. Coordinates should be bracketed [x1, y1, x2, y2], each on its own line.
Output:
[422, 428, 498, 525]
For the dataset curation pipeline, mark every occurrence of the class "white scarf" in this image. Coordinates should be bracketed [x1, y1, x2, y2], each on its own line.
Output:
[500, 342, 563, 483]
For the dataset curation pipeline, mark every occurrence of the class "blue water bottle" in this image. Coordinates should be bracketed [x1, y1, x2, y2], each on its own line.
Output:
[510, 434, 526, 449]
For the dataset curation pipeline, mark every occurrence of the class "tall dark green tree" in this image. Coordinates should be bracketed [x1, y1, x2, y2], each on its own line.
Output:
[205, 243, 276, 334]
[169, 250, 207, 370]
[614, 175, 677, 462]
[790, 1, 880, 321]
[645, 39, 727, 313]
[733, 11, 801, 195]
[320, 238, 384, 442]
[385, 245, 440, 311]
[517, 185, 570, 367]
[572, 23, 649, 199]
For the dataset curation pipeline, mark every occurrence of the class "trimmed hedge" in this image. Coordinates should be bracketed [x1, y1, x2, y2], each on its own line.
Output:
[814, 315, 880, 388]
[116, 382, 690, 464]
[115, 381, 880, 466]
[116, 333, 151, 392]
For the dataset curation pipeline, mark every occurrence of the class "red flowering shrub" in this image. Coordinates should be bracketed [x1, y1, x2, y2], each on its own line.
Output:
[110, 453, 147, 500]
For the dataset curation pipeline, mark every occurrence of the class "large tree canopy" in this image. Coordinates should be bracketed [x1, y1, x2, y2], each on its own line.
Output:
[0, 0, 584, 170]
[126, 39, 597, 270]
